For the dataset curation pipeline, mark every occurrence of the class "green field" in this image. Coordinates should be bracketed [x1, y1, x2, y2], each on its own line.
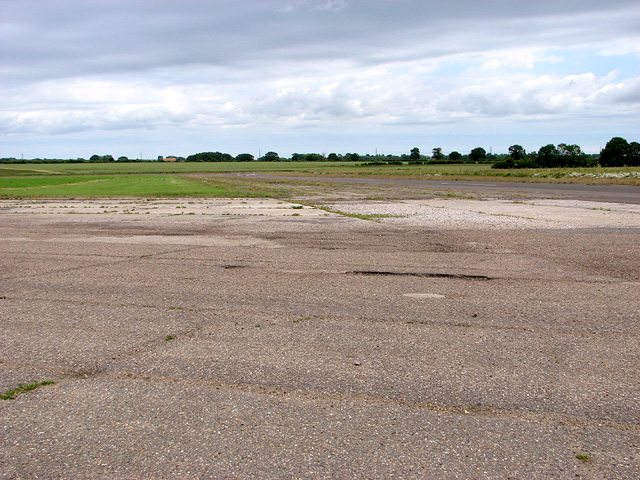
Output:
[0, 175, 274, 198]
[0, 161, 334, 176]
[1, 161, 638, 198]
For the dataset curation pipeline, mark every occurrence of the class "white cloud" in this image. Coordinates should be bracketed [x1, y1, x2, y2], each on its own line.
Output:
[478, 51, 564, 71]
[315, 0, 347, 11]
[2, 53, 638, 141]
[596, 77, 640, 105]
[1, 0, 639, 157]
[434, 70, 640, 119]
[279, 0, 348, 13]
[2, 78, 233, 135]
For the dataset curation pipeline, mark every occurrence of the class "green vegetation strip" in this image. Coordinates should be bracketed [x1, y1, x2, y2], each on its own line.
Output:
[318, 206, 401, 221]
[0, 161, 339, 176]
[1, 162, 639, 199]
[1, 161, 638, 182]
[1, 381, 55, 400]
[0, 174, 268, 198]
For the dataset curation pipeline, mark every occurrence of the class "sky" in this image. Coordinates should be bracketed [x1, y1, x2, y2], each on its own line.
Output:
[1, 0, 639, 159]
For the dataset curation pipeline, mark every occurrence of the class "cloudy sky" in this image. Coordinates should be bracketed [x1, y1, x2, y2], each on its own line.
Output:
[1, 0, 639, 159]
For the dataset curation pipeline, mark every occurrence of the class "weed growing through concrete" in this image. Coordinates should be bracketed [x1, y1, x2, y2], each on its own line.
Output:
[164, 335, 176, 341]
[1, 381, 55, 400]
[576, 454, 592, 463]
[318, 206, 402, 221]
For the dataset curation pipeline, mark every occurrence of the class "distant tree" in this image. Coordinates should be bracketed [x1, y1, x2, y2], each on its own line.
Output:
[186, 151, 233, 162]
[305, 153, 323, 162]
[290, 153, 302, 162]
[327, 153, 340, 162]
[557, 143, 586, 167]
[469, 147, 486, 163]
[118, 156, 129, 162]
[261, 151, 280, 162]
[235, 153, 254, 162]
[89, 154, 113, 162]
[409, 147, 421, 160]
[629, 142, 640, 166]
[508, 145, 526, 161]
[448, 151, 462, 162]
[492, 157, 516, 169]
[600, 137, 630, 167]
[431, 147, 444, 161]
[536, 144, 560, 168]
[344, 152, 360, 162]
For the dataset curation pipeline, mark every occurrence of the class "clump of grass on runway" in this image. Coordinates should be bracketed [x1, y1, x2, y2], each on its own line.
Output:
[1, 381, 55, 400]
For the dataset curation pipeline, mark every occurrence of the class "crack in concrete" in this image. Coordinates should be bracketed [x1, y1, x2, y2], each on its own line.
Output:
[348, 270, 492, 280]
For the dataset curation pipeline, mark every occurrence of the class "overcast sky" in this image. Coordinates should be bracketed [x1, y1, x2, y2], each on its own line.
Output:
[1, 0, 639, 159]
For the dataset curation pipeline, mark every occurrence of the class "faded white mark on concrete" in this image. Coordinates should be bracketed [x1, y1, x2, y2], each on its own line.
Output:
[403, 293, 446, 299]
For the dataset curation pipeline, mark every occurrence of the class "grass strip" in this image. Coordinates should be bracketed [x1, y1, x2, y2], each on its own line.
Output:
[1, 381, 56, 400]
[0, 175, 262, 198]
[317, 206, 402, 221]
[2, 161, 638, 185]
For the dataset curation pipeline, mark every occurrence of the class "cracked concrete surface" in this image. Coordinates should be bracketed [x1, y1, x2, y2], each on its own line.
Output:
[1, 196, 639, 479]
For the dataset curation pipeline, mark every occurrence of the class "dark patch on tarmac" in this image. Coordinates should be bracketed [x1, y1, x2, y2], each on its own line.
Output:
[348, 270, 492, 280]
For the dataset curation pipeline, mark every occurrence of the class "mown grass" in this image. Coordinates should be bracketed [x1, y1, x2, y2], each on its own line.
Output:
[0, 161, 341, 176]
[1, 162, 638, 199]
[0, 174, 273, 198]
[2, 160, 638, 181]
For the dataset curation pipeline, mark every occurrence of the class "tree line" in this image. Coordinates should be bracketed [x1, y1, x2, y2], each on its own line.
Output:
[492, 137, 639, 169]
[1, 137, 637, 168]
[155, 136, 637, 167]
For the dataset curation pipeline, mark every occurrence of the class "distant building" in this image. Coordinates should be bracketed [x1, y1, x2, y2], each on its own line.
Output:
[162, 156, 177, 162]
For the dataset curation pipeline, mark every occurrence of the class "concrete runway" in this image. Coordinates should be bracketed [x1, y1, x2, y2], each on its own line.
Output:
[1, 196, 639, 479]
[229, 173, 640, 204]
